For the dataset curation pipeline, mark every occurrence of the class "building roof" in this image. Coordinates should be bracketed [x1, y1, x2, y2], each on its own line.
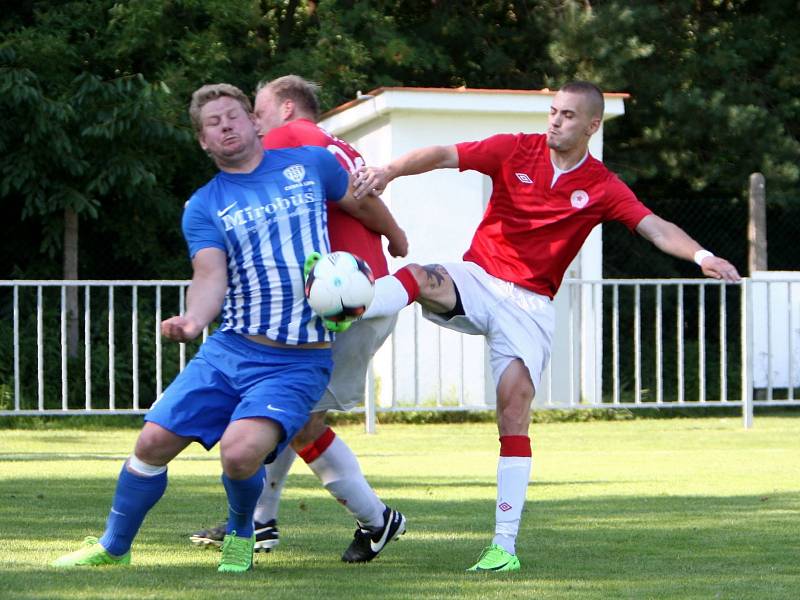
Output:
[322, 85, 629, 120]
[320, 86, 629, 136]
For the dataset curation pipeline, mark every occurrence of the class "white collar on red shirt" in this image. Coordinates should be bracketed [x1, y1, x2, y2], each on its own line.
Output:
[551, 151, 589, 188]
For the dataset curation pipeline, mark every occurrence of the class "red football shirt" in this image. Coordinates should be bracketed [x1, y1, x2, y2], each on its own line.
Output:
[456, 133, 652, 298]
[261, 119, 389, 278]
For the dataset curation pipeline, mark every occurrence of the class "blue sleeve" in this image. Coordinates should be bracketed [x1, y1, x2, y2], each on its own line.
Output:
[181, 193, 226, 259]
[309, 146, 349, 202]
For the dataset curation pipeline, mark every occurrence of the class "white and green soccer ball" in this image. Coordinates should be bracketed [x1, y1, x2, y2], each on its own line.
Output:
[304, 251, 375, 324]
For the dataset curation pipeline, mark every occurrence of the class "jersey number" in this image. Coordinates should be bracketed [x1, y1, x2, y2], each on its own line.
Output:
[326, 143, 365, 174]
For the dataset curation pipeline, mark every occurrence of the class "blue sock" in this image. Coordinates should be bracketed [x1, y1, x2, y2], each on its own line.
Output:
[221, 466, 265, 538]
[99, 463, 167, 556]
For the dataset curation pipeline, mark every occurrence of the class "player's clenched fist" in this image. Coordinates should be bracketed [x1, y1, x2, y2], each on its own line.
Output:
[161, 315, 203, 342]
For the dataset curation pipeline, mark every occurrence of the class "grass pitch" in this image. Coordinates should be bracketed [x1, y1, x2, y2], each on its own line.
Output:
[1, 417, 798, 599]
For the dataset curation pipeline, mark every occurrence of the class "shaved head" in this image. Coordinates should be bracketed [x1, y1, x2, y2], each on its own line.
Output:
[560, 81, 604, 119]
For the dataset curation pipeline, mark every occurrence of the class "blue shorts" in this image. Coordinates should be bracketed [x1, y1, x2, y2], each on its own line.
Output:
[145, 330, 332, 462]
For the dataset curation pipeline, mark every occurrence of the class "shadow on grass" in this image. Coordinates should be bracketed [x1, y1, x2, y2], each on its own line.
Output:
[1, 472, 799, 600]
[0, 452, 220, 462]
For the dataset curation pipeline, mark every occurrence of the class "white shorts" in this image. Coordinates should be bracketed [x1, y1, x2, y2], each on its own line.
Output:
[313, 314, 397, 412]
[421, 262, 555, 389]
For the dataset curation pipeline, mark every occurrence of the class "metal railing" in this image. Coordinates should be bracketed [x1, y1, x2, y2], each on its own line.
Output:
[1, 277, 798, 428]
[1, 280, 196, 415]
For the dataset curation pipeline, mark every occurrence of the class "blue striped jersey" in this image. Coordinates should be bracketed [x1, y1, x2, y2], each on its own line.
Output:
[182, 147, 349, 344]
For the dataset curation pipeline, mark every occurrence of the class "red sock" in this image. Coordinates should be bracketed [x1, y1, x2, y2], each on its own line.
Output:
[298, 427, 336, 463]
[499, 435, 532, 457]
[393, 266, 420, 305]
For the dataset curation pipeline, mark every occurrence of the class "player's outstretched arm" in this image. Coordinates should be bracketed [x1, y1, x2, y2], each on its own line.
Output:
[353, 144, 459, 198]
[635, 214, 741, 282]
[161, 247, 228, 342]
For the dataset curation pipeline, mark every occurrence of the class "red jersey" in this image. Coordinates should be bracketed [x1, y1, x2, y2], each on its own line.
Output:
[261, 118, 389, 278]
[456, 133, 651, 298]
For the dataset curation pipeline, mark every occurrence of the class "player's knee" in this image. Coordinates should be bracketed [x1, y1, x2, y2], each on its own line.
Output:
[497, 387, 534, 434]
[134, 424, 178, 465]
[498, 404, 531, 435]
[219, 440, 263, 479]
[220, 449, 261, 479]
[391, 263, 425, 303]
[404, 263, 426, 288]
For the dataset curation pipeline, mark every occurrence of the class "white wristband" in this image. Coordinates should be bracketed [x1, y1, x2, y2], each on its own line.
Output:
[694, 249, 714, 266]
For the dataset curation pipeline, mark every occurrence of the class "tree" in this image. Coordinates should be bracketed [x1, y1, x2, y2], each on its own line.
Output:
[2, 0, 798, 285]
[0, 4, 192, 354]
[546, 0, 800, 275]
[545, 1, 794, 192]
[265, 1, 556, 107]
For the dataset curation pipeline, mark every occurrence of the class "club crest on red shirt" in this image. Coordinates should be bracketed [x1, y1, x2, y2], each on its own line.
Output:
[570, 189, 590, 209]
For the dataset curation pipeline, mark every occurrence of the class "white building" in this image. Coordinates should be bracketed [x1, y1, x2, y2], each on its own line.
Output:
[320, 87, 627, 409]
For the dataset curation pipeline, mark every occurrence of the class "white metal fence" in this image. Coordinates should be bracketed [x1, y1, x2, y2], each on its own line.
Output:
[1, 277, 798, 429]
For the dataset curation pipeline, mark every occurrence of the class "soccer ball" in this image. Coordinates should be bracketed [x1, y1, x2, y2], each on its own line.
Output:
[304, 251, 375, 323]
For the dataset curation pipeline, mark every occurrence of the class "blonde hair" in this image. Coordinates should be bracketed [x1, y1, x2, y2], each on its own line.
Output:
[189, 83, 253, 132]
[256, 75, 321, 120]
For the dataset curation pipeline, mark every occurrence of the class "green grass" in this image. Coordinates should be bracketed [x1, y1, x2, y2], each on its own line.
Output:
[1, 418, 799, 599]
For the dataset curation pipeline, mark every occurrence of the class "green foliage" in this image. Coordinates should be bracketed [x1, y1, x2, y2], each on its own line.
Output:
[0, 2, 214, 279]
[548, 0, 800, 205]
[3, 0, 799, 280]
[0, 40, 193, 277]
[0, 413, 143, 430]
[265, 1, 556, 107]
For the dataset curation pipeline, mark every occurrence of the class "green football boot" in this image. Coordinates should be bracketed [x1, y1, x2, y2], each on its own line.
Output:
[466, 544, 521, 572]
[322, 318, 352, 333]
[217, 531, 255, 573]
[52, 536, 131, 568]
[303, 251, 322, 280]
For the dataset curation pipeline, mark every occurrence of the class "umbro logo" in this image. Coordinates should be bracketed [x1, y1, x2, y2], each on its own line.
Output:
[498, 502, 513, 512]
[515, 172, 533, 184]
[283, 164, 306, 183]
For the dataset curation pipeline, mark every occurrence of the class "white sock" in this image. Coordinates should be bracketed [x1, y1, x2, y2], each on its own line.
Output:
[362, 275, 410, 320]
[128, 454, 166, 476]
[492, 456, 532, 555]
[253, 446, 297, 524]
[306, 435, 385, 528]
